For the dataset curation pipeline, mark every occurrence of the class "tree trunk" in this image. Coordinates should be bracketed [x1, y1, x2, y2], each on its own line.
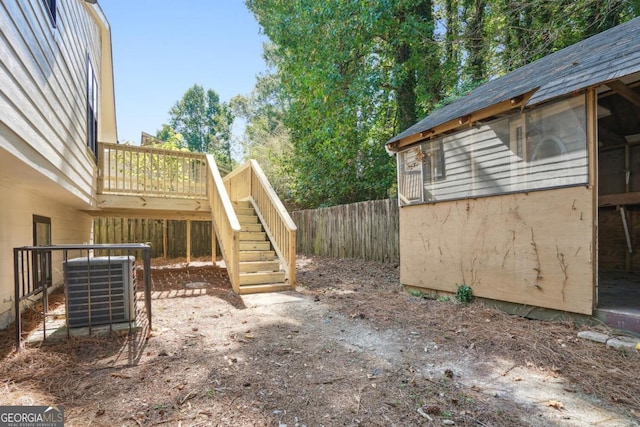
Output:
[465, 0, 487, 83]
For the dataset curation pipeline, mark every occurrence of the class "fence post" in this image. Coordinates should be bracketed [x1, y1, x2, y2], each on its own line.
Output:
[163, 220, 168, 259]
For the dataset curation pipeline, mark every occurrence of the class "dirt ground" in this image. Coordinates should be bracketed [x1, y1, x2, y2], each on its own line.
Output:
[1, 255, 639, 426]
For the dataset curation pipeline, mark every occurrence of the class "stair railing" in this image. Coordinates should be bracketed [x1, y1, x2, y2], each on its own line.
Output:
[223, 160, 297, 286]
[206, 155, 241, 292]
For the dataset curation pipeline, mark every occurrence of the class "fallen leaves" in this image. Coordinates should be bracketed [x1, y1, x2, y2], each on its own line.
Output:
[546, 400, 565, 410]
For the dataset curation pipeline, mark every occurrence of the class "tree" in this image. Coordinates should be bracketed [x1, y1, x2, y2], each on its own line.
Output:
[493, 0, 640, 73]
[156, 124, 186, 150]
[244, 0, 640, 209]
[463, 0, 488, 83]
[246, 0, 440, 208]
[231, 70, 295, 205]
[161, 84, 234, 169]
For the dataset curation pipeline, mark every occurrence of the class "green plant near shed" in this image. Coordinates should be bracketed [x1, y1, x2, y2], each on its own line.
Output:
[455, 284, 473, 304]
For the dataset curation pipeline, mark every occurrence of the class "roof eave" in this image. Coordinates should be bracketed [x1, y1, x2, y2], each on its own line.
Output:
[386, 88, 538, 152]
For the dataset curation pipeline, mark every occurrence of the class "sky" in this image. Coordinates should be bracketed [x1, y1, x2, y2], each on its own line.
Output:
[99, 1, 268, 146]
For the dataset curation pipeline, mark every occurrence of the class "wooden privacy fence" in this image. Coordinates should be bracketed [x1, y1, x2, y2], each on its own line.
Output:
[293, 199, 400, 263]
[94, 218, 214, 258]
[95, 199, 400, 263]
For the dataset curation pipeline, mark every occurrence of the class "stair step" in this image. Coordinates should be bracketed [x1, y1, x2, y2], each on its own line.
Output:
[232, 200, 252, 208]
[238, 283, 293, 294]
[240, 231, 266, 241]
[235, 207, 255, 216]
[237, 215, 259, 224]
[241, 223, 263, 232]
[239, 260, 281, 273]
[239, 271, 286, 286]
[240, 241, 271, 251]
[239, 251, 276, 262]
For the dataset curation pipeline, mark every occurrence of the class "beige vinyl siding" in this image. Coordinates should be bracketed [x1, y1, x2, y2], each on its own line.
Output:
[0, 0, 105, 205]
[0, 178, 92, 328]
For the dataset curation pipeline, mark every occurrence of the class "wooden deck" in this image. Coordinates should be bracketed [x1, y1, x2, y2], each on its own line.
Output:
[86, 142, 296, 292]
[89, 142, 210, 220]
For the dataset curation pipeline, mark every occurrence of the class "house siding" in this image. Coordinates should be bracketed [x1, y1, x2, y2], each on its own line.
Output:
[0, 177, 92, 328]
[0, 0, 107, 205]
[0, 0, 115, 329]
[399, 186, 594, 314]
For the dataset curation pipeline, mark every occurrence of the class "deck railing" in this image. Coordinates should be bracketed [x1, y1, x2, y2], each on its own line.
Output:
[224, 160, 297, 285]
[96, 143, 293, 289]
[206, 155, 241, 292]
[98, 142, 207, 198]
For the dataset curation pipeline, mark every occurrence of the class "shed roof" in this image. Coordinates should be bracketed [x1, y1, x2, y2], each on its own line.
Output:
[387, 16, 640, 149]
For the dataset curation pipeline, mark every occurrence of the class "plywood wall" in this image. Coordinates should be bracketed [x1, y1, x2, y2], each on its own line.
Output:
[400, 186, 595, 314]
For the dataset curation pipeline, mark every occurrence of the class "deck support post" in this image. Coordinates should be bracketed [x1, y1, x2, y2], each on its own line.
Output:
[186, 220, 191, 264]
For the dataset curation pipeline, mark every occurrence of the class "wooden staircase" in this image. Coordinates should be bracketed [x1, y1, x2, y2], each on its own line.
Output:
[234, 201, 290, 293]
[95, 146, 296, 295]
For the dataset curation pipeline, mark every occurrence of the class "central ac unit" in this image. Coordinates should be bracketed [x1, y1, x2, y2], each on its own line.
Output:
[63, 256, 136, 328]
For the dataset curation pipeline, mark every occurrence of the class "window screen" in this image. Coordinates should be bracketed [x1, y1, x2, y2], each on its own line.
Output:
[398, 95, 588, 205]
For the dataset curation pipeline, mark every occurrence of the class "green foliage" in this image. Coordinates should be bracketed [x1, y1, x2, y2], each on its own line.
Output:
[161, 84, 234, 170]
[156, 124, 187, 150]
[244, 0, 640, 209]
[408, 288, 426, 298]
[231, 74, 295, 205]
[472, 0, 640, 76]
[246, 0, 429, 208]
[455, 284, 473, 304]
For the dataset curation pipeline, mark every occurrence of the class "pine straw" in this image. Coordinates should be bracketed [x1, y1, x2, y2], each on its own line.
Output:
[0, 255, 638, 423]
[0, 380, 52, 406]
[0, 286, 142, 407]
[453, 305, 640, 411]
[407, 301, 640, 414]
[404, 301, 640, 414]
[296, 255, 640, 417]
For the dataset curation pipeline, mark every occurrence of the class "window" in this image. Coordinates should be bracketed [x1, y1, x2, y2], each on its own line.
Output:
[33, 215, 52, 291]
[421, 140, 445, 187]
[398, 95, 588, 205]
[398, 147, 424, 204]
[398, 140, 446, 204]
[87, 56, 98, 157]
[42, 0, 57, 27]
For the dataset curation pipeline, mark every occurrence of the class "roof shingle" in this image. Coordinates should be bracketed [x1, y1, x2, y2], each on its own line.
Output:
[387, 17, 640, 146]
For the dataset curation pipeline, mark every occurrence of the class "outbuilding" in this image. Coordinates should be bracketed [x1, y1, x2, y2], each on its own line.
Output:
[386, 17, 640, 329]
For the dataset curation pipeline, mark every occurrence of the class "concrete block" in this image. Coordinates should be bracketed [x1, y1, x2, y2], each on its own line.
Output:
[606, 337, 640, 351]
[577, 330, 610, 343]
